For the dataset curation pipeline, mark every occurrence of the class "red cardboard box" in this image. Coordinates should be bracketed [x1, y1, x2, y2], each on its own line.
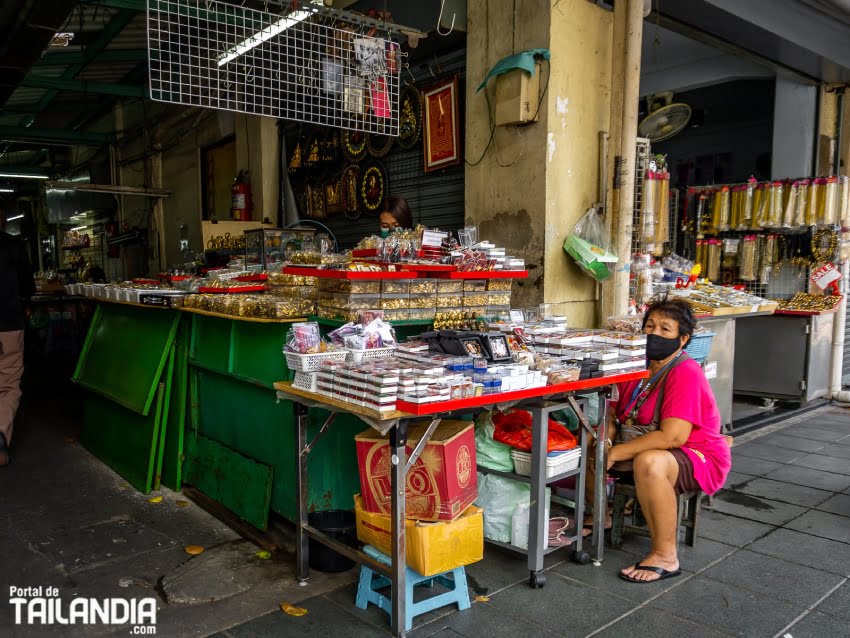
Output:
[355, 421, 477, 522]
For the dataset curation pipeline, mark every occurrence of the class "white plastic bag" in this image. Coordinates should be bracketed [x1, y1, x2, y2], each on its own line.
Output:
[475, 473, 551, 543]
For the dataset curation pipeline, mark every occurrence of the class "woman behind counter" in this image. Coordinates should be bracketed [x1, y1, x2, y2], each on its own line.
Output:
[379, 196, 413, 237]
[589, 296, 731, 583]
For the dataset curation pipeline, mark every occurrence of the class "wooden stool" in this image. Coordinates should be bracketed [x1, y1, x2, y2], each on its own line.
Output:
[610, 483, 702, 549]
[354, 545, 471, 632]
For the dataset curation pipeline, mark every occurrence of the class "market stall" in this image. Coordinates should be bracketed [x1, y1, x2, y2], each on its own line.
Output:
[276, 364, 646, 638]
[678, 177, 849, 412]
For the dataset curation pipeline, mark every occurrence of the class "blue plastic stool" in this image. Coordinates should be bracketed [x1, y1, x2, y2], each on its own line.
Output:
[355, 545, 471, 631]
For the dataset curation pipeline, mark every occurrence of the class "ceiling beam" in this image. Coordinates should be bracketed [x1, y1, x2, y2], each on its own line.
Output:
[36, 48, 148, 66]
[80, 0, 144, 10]
[1, 101, 112, 115]
[21, 9, 139, 122]
[20, 76, 145, 97]
[0, 126, 115, 146]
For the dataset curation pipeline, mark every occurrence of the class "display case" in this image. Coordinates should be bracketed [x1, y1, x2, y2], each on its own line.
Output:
[244, 228, 316, 269]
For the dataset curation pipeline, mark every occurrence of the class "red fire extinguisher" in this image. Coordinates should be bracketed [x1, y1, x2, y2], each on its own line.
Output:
[231, 170, 253, 221]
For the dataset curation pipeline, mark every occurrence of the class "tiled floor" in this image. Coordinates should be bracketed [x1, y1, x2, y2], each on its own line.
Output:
[214, 405, 850, 638]
[4, 383, 848, 638]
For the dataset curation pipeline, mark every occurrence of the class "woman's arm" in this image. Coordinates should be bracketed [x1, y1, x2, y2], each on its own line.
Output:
[607, 417, 693, 469]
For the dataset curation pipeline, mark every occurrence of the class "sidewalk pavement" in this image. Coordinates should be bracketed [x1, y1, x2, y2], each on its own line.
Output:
[2, 386, 849, 638]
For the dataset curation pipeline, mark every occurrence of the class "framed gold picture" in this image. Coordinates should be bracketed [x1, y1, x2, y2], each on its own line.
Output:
[422, 75, 461, 173]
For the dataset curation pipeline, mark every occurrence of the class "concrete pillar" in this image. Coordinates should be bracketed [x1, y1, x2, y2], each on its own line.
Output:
[465, 0, 613, 326]
[771, 75, 817, 179]
[235, 115, 280, 222]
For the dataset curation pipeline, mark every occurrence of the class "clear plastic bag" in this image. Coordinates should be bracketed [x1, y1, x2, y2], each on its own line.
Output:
[653, 171, 670, 255]
[794, 180, 809, 228]
[641, 171, 657, 252]
[782, 181, 797, 228]
[825, 176, 839, 225]
[739, 234, 757, 281]
[740, 177, 756, 229]
[563, 207, 618, 282]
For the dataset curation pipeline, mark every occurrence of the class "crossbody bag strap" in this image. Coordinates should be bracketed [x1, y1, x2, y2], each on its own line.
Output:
[651, 352, 690, 426]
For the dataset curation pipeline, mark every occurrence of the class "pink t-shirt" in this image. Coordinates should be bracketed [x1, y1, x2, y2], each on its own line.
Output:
[615, 357, 731, 495]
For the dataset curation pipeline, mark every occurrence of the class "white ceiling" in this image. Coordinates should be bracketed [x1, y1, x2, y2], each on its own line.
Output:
[640, 22, 774, 98]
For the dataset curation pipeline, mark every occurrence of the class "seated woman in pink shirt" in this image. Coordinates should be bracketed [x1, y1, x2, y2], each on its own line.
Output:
[605, 296, 731, 583]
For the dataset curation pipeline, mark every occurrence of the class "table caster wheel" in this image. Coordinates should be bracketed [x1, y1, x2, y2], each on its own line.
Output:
[572, 550, 591, 565]
[762, 398, 776, 409]
[298, 580, 308, 587]
[529, 572, 547, 588]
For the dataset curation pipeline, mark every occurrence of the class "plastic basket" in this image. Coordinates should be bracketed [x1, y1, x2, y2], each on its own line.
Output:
[345, 346, 397, 363]
[511, 448, 581, 478]
[685, 332, 715, 362]
[284, 350, 348, 372]
[292, 371, 318, 393]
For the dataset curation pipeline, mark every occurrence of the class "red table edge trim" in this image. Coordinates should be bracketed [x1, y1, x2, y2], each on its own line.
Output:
[281, 266, 417, 280]
[395, 369, 648, 415]
[197, 285, 267, 293]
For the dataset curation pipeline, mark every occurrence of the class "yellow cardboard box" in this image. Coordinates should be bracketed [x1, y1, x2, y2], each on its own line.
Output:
[354, 494, 483, 577]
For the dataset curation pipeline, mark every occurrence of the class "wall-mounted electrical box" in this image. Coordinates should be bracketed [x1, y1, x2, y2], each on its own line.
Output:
[494, 63, 541, 126]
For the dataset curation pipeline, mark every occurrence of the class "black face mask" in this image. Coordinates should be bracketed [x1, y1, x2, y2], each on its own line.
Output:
[646, 334, 683, 361]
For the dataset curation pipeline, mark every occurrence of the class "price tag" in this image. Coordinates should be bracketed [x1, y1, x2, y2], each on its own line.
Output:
[421, 230, 448, 248]
[509, 310, 525, 323]
[703, 361, 718, 380]
[811, 263, 843, 290]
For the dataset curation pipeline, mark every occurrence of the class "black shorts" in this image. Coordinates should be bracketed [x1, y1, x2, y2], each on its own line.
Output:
[670, 448, 701, 494]
[609, 448, 701, 495]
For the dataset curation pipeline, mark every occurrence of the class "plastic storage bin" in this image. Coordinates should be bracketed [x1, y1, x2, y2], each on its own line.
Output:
[511, 448, 581, 478]
[684, 332, 715, 362]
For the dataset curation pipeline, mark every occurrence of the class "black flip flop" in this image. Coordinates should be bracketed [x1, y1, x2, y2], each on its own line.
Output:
[619, 563, 681, 583]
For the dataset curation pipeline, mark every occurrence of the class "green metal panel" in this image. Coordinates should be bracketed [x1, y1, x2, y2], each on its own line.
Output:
[81, 384, 165, 494]
[189, 367, 362, 522]
[183, 433, 273, 531]
[160, 319, 189, 491]
[73, 303, 179, 415]
[190, 314, 232, 375]
[230, 321, 291, 388]
[153, 347, 176, 491]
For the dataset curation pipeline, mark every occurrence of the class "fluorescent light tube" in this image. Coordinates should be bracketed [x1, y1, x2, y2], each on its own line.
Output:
[71, 225, 87, 231]
[217, 8, 313, 66]
[0, 173, 49, 180]
[0, 188, 14, 193]
[6, 214, 24, 221]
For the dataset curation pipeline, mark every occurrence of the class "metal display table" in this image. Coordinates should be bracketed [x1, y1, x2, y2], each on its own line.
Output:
[275, 369, 647, 638]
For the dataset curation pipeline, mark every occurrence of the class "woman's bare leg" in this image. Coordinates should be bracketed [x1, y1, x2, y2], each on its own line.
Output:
[620, 449, 680, 581]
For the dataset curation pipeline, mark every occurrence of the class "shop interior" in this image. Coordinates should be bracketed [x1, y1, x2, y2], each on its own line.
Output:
[637, 17, 846, 428]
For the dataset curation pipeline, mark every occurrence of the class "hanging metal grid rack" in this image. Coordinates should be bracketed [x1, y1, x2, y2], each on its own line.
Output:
[147, 0, 405, 134]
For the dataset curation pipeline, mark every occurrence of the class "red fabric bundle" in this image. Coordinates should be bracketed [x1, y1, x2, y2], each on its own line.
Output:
[491, 410, 578, 452]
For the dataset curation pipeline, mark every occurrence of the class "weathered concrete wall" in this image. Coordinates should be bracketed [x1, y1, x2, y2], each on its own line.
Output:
[465, 0, 612, 326]
[465, 0, 551, 308]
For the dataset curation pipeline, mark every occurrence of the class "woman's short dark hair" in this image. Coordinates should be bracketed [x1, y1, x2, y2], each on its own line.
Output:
[642, 295, 696, 344]
[382, 195, 413, 228]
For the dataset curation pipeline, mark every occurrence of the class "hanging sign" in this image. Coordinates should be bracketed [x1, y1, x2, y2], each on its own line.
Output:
[811, 263, 843, 290]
